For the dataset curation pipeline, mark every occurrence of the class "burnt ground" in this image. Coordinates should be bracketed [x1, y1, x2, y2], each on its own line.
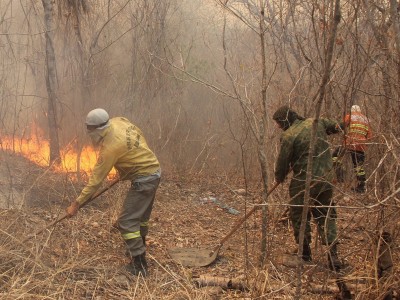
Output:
[0, 151, 399, 299]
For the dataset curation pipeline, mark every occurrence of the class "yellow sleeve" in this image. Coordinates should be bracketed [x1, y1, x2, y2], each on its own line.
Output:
[76, 146, 118, 206]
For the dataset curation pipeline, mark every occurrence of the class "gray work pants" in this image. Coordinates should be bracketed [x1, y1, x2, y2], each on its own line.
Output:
[117, 174, 160, 257]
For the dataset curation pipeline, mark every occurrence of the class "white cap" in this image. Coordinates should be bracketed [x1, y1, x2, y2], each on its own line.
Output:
[86, 108, 110, 129]
[351, 105, 361, 113]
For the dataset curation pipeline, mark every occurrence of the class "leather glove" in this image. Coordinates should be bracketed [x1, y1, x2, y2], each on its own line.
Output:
[66, 201, 80, 217]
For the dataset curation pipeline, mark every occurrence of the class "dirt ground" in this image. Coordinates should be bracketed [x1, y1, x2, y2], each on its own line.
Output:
[0, 152, 398, 299]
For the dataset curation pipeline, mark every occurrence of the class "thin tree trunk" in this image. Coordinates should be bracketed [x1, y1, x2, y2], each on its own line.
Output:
[258, 0, 270, 266]
[295, 1, 341, 299]
[389, 0, 400, 103]
[42, 0, 60, 165]
[364, 0, 394, 194]
[73, 5, 90, 182]
[217, 0, 271, 265]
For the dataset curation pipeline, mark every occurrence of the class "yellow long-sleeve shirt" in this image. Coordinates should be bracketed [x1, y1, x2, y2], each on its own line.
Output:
[76, 117, 160, 205]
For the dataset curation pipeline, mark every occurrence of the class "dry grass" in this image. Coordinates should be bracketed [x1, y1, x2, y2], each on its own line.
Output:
[0, 156, 399, 299]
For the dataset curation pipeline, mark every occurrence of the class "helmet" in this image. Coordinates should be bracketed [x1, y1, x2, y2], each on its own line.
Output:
[85, 108, 110, 130]
[351, 105, 361, 113]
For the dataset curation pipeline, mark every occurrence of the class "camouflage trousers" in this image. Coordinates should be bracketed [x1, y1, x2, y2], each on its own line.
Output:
[288, 182, 337, 245]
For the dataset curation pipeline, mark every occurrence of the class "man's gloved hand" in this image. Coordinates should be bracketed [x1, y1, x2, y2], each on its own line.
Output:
[66, 201, 80, 217]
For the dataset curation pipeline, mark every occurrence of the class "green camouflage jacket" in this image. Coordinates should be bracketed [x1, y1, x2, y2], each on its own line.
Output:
[275, 118, 341, 192]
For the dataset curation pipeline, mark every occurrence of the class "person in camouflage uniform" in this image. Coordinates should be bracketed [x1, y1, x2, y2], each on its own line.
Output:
[273, 105, 343, 271]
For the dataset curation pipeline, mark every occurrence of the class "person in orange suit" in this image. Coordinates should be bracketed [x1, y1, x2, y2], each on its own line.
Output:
[332, 105, 372, 193]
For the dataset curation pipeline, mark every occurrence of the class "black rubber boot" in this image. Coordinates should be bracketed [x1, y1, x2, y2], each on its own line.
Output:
[352, 184, 366, 193]
[302, 243, 312, 262]
[354, 175, 366, 193]
[328, 243, 342, 272]
[328, 244, 352, 299]
[125, 252, 148, 277]
[337, 280, 352, 300]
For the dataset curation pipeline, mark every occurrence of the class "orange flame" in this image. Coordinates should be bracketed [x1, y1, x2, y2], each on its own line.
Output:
[1, 126, 116, 177]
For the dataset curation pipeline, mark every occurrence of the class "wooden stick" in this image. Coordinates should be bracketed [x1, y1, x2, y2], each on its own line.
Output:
[210, 182, 280, 255]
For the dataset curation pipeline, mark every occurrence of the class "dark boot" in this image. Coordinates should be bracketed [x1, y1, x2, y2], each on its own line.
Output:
[329, 244, 352, 298]
[125, 252, 148, 277]
[328, 243, 342, 272]
[356, 181, 366, 193]
[354, 175, 366, 193]
[352, 183, 366, 193]
[302, 243, 312, 262]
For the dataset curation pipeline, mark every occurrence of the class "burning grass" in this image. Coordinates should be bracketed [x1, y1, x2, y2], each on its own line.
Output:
[1, 129, 116, 177]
